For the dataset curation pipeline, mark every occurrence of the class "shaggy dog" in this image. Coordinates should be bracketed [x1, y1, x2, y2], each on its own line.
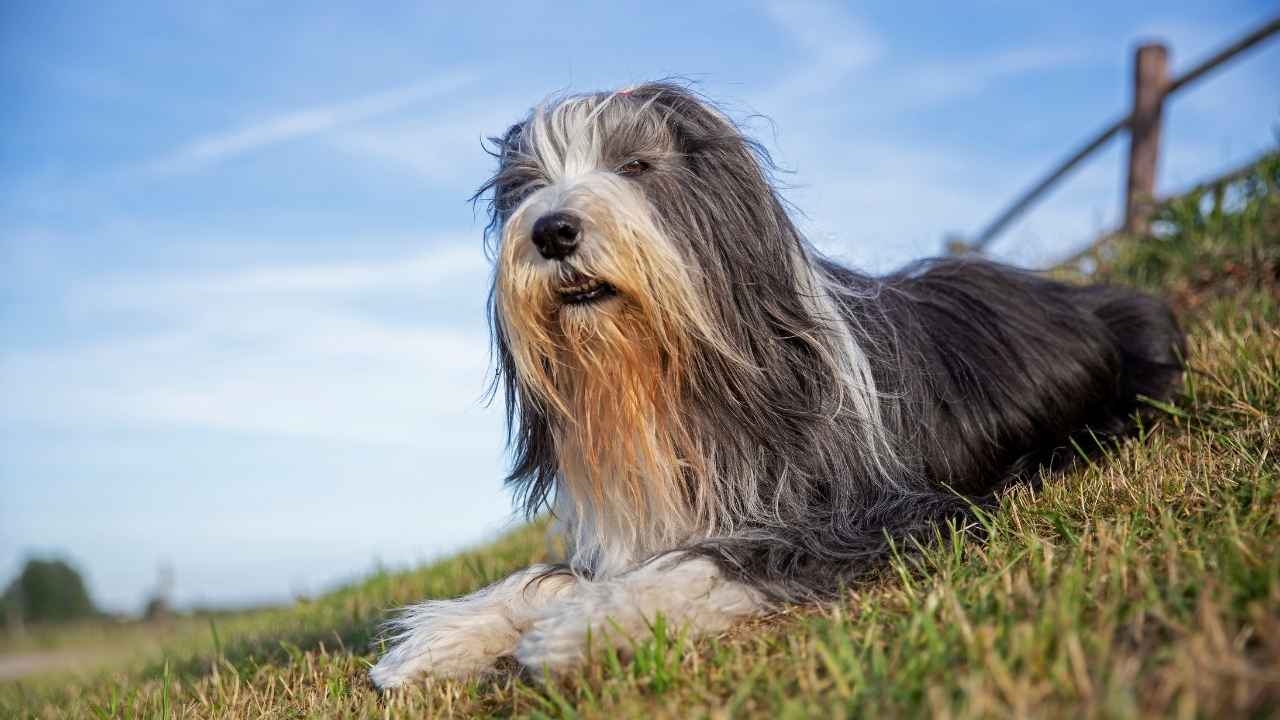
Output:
[370, 82, 1185, 687]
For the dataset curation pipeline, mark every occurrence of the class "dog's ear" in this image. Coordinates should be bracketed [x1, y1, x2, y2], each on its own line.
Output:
[625, 84, 716, 151]
[495, 121, 526, 164]
[623, 83, 749, 160]
[491, 120, 530, 206]
[626, 84, 786, 218]
[474, 120, 530, 241]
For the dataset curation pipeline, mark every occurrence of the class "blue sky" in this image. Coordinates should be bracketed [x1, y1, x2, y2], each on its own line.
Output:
[2, 1, 1277, 613]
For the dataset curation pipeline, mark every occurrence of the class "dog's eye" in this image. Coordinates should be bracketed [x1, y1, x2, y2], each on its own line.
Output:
[617, 159, 650, 176]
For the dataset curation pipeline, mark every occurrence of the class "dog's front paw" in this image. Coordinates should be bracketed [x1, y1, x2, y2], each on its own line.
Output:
[515, 596, 644, 677]
[514, 610, 592, 676]
[369, 600, 520, 689]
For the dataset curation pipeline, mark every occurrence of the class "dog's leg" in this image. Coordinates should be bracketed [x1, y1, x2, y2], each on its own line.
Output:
[514, 555, 767, 675]
[370, 565, 577, 688]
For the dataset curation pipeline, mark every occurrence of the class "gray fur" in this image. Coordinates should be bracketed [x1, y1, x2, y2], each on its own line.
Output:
[477, 81, 1185, 601]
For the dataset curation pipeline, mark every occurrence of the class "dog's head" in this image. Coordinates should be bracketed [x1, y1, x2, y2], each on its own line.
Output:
[480, 83, 802, 408]
[476, 83, 848, 564]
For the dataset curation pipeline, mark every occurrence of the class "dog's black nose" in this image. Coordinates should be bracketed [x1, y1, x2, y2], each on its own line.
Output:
[531, 212, 581, 260]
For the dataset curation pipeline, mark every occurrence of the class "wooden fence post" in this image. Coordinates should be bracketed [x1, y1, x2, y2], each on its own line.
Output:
[1124, 43, 1169, 235]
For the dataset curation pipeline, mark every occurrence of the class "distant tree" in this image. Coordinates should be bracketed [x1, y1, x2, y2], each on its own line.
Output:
[142, 561, 175, 622]
[1, 558, 98, 625]
[142, 595, 173, 622]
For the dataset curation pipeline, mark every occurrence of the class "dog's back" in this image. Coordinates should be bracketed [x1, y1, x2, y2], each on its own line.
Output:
[864, 258, 1186, 496]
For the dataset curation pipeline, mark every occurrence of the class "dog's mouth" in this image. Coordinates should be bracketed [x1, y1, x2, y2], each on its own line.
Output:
[556, 269, 616, 305]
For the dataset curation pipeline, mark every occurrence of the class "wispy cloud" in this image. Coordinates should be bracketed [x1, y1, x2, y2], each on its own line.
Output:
[327, 100, 519, 185]
[757, 0, 884, 104]
[894, 46, 1097, 107]
[88, 237, 486, 301]
[739, 14, 1103, 269]
[4, 239, 497, 446]
[141, 71, 476, 176]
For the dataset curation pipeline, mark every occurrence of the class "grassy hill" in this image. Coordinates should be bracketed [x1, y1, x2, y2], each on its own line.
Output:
[3, 154, 1277, 718]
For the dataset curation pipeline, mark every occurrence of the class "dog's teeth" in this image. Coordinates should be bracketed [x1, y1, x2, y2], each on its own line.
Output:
[561, 281, 602, 295]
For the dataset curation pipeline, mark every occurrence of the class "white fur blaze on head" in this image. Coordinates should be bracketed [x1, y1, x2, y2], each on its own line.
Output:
[492, 93, 740, 575]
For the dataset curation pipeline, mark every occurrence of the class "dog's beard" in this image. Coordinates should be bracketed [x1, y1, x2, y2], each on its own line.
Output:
[494, 183, 739, 566]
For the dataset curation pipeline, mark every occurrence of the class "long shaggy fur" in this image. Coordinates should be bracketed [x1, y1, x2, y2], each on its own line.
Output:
[370, 81, 1185, 686]
[480, 82, 1184, 597]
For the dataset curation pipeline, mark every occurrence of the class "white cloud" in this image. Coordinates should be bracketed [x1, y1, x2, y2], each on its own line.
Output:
[893, 46, 1097, 107]
[87, 237, 487, 302]
[2, 240, 500, 447]
[328, 101, 521, 185]
[141, 71, 477, 176]
[756, 0, 885, 104]
[763, 0, 883, 68]
[734, 4, 1106, 269]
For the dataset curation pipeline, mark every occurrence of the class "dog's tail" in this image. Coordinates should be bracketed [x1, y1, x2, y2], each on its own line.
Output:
[1073, 283, 1186, 427]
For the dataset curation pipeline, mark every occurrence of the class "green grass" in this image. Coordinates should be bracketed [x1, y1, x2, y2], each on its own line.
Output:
[3, 157, 1278, 718]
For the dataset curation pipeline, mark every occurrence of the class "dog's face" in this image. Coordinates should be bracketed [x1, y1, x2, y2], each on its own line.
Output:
[484, 85, 767, 415]
[493, 91, 681, 319]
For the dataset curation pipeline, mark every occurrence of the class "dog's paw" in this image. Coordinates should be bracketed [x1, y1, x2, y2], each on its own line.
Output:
[514, 612, 592, 676]
[369, 600, 521, 689]
[515, 597, 643, 677]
